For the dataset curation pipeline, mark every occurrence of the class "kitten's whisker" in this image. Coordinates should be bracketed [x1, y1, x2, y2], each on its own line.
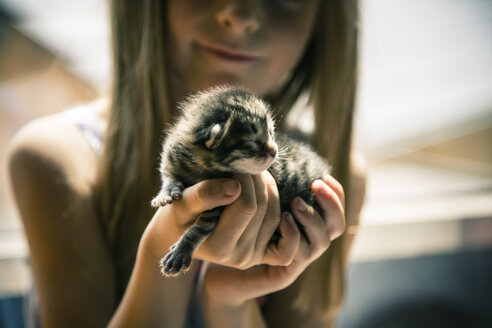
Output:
[277, 146, 289, 157]
[275, 154, 288, 161]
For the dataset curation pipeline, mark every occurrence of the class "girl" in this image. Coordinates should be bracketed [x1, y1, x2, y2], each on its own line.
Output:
[7, 0, 366, 327]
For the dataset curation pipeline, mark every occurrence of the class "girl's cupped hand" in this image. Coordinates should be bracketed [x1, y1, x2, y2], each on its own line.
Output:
[200, 174, 345, 306]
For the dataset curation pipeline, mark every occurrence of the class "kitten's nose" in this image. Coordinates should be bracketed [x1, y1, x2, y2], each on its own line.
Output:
[266, 141, 278, 158]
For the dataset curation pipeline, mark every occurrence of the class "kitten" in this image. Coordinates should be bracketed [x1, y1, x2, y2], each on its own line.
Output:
[151, 86, 331, 277]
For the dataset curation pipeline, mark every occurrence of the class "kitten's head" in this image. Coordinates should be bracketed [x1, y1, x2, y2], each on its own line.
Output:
[189, 87, 278, 174]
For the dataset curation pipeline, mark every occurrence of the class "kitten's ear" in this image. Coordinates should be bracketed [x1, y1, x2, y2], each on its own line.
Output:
[196, 118, 232, 150]
[205, 124, 222, 149]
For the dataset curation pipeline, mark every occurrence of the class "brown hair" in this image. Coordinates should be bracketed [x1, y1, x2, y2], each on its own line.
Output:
[98, 0, 359, 312]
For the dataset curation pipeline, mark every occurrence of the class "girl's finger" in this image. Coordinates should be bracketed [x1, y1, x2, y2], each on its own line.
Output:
[322, 174, 345, 209]
[312, 179, 346, 240]
[262, 213, 299, 266]
[235, 172, 270, 251]
[174, 178, 241, 224]
[252, 172, 281, 255]
[291, 197, 330, 252]
[208, 174, 257, 250]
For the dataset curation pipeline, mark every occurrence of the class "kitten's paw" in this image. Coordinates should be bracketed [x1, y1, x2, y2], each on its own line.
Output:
[150, 181, 184, 208]
[150, 182, 184, 207]
[159, 249, 192, 277]
[150, 192, 173, 207]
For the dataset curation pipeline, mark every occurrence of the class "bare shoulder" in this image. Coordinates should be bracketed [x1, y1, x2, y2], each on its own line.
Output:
[8, 113, 99, 194]
[6, 103, 107, 235]
[6, 108, 104, 247]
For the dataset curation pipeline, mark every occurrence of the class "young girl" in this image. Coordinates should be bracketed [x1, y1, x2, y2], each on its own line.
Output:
[7, 0, 366, 327]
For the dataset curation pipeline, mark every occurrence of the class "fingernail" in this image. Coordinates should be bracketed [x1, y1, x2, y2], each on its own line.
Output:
[223, 180, 239, 196]
[296, 197, 308, 212]
[285, 213, 295, 223]
[311, 179, 324, 193]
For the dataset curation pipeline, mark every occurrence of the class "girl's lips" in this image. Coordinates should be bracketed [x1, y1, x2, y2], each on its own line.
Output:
[198, 42, 261, 62]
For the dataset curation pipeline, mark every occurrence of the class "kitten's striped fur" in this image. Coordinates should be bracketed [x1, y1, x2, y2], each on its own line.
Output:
[152, 86, 331, 276]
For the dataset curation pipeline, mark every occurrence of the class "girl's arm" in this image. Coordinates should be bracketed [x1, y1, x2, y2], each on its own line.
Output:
[108, 176, 245, 326]
[108, 214, 198, 327]
[7, 117, 117, 327]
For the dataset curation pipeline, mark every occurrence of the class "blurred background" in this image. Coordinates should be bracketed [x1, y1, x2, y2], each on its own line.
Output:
[0, 0, 491, 327]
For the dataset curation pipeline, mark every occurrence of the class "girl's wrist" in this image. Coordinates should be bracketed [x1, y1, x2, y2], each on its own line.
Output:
[139, 207, 183, 262]
[202, 295, 267, 328]
[199, 263, 252, 308]
[110, 208, 198, 327]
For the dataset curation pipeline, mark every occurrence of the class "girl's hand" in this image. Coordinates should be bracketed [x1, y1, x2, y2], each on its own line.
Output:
[145, 171, 297, 270]
[199, 175, 346, 307]
[196, 172, 300, 268]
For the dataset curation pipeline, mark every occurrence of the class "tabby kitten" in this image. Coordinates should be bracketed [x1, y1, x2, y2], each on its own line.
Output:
[152, 86, 330, 276]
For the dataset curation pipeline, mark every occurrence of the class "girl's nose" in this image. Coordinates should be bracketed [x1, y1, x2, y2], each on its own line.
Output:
[216, 2, 260, 34]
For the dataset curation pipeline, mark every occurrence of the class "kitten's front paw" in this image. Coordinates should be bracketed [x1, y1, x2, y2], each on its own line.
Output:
[150, 182, 184, 207]
[151, 192, 172, 207]
[159, 248, 192, 277]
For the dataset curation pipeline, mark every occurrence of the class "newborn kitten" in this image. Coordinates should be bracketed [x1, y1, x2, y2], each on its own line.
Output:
[152, 86, 331, 277]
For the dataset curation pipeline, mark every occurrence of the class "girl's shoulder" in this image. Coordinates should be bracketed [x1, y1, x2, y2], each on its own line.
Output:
[7, 98, 109, 197]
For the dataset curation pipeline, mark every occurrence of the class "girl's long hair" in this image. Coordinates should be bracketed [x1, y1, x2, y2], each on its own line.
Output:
[98, 0, 359, 312]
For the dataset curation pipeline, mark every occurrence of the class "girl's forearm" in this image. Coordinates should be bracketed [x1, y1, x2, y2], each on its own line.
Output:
[202, 298, 267, 328]
[109, 213, 197, 327]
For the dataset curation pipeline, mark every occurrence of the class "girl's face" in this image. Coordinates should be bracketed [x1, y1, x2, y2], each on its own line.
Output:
[166, 0, 320, 98]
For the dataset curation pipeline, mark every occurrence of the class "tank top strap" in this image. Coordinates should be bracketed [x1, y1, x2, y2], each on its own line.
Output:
[61, 103, 105, 155]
